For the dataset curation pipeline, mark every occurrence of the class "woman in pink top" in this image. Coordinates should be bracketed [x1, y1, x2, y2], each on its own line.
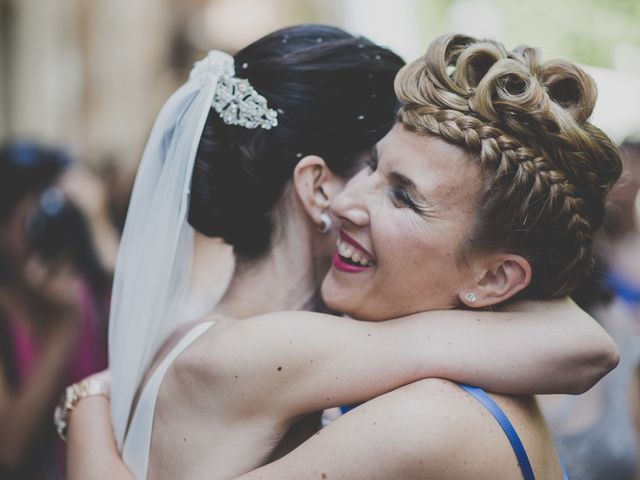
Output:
[0, 142, 109, 479]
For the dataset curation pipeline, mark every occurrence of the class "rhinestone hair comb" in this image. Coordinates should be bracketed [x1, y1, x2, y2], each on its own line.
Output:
[212, 75, 278, 130]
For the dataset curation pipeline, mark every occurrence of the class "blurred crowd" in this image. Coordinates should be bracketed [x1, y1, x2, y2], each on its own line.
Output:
[0, 141, 125, 479]
[0, 136, 638, 478]
[538, 140, 640, 480]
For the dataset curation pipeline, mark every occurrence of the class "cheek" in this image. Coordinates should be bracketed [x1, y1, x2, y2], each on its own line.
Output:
[374, 212, 436, 267]
[376, 218, 463, 286]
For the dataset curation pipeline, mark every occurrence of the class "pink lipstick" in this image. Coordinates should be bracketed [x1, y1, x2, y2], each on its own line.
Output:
[339, 231, 373, 258]
[333, 230, 374, 273]
[332, 252, 370, 272]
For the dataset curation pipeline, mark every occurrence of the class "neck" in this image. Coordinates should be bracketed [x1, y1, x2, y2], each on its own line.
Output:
[181, 234, 235, 322]
[215, 193, 326, 319]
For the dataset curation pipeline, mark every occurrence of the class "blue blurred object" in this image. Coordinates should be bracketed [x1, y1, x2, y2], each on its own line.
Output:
[605, 273, 640, 305]
[0, 141, 70, 223]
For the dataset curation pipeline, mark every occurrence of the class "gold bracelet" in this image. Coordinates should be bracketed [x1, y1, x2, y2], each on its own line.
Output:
[53, 378, 109, 441]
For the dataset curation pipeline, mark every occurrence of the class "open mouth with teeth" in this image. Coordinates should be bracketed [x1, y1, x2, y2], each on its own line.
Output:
[336, 237, 374, 267]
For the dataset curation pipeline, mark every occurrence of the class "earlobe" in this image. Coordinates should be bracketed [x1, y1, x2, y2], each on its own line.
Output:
[318, 211, 332, 233]
[460, 255, 532, 308]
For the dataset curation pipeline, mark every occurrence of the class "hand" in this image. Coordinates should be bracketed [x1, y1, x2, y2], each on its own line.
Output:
[59, 167, 110, 220]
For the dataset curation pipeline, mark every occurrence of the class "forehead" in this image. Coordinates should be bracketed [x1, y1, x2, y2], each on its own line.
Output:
[377, 123, 482, 208]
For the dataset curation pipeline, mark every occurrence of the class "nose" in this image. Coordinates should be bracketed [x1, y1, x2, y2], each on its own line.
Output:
[330, 169, 371, 228]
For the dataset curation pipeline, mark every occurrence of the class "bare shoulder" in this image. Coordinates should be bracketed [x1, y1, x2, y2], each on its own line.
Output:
[174, 309, 338, 380]
[166, 315, 236, 387]
[331, 378, 561, 479]
[345, 378, 496, 453]
[175, 312, 297, 375]
[164, 311, 327, 416]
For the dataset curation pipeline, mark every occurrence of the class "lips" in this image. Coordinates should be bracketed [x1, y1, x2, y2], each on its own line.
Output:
[333, 230, 375, 273]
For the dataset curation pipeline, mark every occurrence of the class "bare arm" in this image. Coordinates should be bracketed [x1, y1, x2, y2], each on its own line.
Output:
[67, 395, 134, 480]
[65, 298, 616, 478]
[64, 380, 494, 480]
[206, 297, 617, 420]
[59, 166, 119, 276]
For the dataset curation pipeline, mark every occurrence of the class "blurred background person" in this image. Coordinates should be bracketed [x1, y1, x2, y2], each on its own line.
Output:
[0, 141, 110, 479]
[607, 141, 640, 298]
[58, 165, 120, 276]
[539, 140, 640, 480]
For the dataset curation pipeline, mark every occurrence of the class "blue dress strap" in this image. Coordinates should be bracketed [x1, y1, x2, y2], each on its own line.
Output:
[340, 385, 569, 479]
[339, 404, 357, 415]
[458, 384, 536, 480]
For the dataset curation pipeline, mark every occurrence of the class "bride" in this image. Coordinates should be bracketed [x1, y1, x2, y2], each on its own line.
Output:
[63, 26, 618, 479]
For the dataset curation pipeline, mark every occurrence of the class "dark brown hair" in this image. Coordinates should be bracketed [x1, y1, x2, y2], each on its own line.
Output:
[188, 25, 405, 257]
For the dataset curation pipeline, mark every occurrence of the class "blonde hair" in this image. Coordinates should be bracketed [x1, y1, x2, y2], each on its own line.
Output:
[396, 34, 622, 297]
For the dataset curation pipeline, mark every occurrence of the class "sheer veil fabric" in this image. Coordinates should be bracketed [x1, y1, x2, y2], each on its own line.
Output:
[108, 51, 235, 450]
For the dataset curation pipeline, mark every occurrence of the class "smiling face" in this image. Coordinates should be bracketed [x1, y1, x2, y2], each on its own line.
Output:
[321, 123, 484, 321]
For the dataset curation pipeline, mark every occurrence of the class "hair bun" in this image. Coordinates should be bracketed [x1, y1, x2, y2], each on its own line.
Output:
[188, 25, 405, 258]
[540, 60, 597, 123]
[471, 58, 546, 125]
[455, 41, 507, 92]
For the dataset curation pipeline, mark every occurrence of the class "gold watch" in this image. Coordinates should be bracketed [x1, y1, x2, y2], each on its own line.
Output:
[54, 378, 109, 440]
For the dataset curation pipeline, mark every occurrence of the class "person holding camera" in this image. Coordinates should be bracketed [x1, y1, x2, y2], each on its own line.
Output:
[0, 142, 109, 479]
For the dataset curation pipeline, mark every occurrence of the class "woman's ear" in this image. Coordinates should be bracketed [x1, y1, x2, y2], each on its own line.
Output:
[459, 254, 532, 308]
[292, 155, 345, 226]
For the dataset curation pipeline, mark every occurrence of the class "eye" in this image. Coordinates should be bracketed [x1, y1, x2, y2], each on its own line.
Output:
[365, 147, 380, 173]
[390, 186, 418, 211]
[365, 155, 378, 172]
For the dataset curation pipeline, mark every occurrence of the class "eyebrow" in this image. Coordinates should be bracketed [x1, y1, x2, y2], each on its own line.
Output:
[375, 145, 429, 205]
[389, 171, 422, 196]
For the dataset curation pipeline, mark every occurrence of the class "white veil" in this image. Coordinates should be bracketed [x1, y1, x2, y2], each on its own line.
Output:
[108, 51, 235, 449]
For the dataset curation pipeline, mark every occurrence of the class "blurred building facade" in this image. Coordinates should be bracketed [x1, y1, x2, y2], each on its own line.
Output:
[1, 0, 639, 172]
[1, 0, 174, 170]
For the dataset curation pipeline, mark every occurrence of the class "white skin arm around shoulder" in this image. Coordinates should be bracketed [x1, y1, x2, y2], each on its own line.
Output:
[64, 298, 615, 480]
[205, 296, 618, 421]
[233, 378, 510, 480]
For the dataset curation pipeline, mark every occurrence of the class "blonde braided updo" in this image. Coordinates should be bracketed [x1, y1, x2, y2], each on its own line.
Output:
[396, 34, 622, 298]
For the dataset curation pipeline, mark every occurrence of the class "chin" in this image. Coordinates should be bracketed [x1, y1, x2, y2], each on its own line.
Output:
[320, 278, 342, 309]
[320, 276, 357, 317]
[320, 279, 385, 322]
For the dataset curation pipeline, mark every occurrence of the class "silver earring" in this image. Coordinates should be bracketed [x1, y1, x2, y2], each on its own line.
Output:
[319, 212, 332, 233]
[464, 292, 477, 303]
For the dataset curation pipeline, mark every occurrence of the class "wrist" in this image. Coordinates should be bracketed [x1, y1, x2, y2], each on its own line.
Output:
[54, 378, 110, 440]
